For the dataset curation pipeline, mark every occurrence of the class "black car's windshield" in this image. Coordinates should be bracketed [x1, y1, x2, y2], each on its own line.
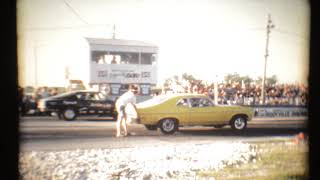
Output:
[46, 91, 77, 99]
[97, 92, 108, 100]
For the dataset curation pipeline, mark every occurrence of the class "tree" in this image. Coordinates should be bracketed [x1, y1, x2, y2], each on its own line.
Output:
[267, 75, 278, 85]
[182, 73, 197, 85]
[255, 75, 277, 85]
[224, 73, 253, 84]
[240, 75, 253, 84]
[224, 73, 241, 84]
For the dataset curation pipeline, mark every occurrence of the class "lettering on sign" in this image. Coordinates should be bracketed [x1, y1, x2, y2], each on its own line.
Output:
[97, 70, 108, 77]
[141, 72, 151, 78]
[63, 101, 77, 105]
[254, 107, 307, 118]
[106, 72, 152, 79]
[90, 103, 112, 108]
[126, 73, 140, 78]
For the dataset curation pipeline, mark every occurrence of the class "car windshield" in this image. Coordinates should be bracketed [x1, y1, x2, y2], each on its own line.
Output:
[96, 92, 108, 100]
[46, 91, 76, 99]
[137, 94, 175, 108]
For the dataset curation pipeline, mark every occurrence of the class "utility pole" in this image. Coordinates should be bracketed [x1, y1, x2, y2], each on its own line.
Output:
[112, 24, 116, 39]
[261, 14, 275, 104]
[33, 44, 38, 88]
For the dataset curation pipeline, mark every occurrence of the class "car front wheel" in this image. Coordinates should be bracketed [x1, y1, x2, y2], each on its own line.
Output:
[230, 116, 247, 131]
[62, 108, 77, 121]
[159, 118, 178, 134]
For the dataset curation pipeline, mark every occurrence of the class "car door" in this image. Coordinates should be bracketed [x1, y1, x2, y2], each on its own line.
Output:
[85, 92, 103, 113]
[187, 97, 226, 125]
[174, 98, 190, 125]
[75, 92, 92, 113]
[91, 92, 113, 113]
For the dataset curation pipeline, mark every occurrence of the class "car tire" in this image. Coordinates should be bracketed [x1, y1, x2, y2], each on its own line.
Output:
[145, 125, 158, 131]
[159, 118, 178, 135]
[62, 108, 77, 121]
[230, 116, 247, 131]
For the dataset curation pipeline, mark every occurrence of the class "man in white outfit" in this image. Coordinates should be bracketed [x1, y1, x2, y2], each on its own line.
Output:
[115, 85, 138, 137]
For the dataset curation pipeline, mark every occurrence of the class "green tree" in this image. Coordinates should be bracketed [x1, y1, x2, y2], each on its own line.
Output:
[240, 75, 253, 84]
[255, 75, 278, 85]
[224, 72, 241, 84]
[267, 75, 278, 85]
[224, 73, 254, 84]
[182, 73, 197, 85]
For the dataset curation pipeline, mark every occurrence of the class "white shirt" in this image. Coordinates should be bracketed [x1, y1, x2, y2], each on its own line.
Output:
[116, 90, 136, 108]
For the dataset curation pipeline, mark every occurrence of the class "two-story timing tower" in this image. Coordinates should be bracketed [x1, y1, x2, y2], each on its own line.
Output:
[86, 38, 158, 100]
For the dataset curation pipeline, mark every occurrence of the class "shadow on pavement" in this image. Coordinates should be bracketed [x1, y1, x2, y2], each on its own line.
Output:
[178, 127, 308, 137]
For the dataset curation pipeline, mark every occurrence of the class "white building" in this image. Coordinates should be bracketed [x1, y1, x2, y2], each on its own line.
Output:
[86, 38, 158, 97]
[18, 37, 158, 99]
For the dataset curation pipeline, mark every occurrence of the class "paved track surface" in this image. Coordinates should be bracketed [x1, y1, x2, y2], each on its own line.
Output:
[19, 116, 307, 151]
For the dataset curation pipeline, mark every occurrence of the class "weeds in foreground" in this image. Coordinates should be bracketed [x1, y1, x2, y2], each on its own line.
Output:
[197, 140, 308, 180]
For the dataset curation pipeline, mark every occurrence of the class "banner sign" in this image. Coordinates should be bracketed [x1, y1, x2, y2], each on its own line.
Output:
[110, 84, 121, 95]
[90, 64, 157, 84]
[140, 84, 151, 95]
[254, 107, 308, 118]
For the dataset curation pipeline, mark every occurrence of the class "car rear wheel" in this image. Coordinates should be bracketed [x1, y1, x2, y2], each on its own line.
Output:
[230, 116, 247, 131]
[62, 108, 77, 121]
[145, 125, 158, 131]
[159, 118, 178, 134]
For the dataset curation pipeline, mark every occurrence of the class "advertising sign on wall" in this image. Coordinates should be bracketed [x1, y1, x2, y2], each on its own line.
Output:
[254, 107, 308, 118]
[140, 84, 151, 95]
[90, 64, 157, 84]
[110, 84, 121, 95]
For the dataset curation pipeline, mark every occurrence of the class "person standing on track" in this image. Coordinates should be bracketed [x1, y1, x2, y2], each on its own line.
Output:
[115, 85, 139, 137]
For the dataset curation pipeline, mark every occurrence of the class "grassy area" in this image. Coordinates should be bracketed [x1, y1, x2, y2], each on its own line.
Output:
[197, 140, 308, 180]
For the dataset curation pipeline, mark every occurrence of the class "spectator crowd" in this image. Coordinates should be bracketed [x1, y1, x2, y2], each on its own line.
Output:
[18, 86, 60, 116]
[166, 81, 308, 106]
[18, 81, 308, 115]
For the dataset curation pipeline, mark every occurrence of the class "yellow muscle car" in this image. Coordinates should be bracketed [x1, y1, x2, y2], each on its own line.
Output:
[136, 93, 254, 134]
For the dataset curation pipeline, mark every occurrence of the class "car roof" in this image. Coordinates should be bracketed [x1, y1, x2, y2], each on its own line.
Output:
[43, 90, 100, 99]
[72, 90, 99, 93]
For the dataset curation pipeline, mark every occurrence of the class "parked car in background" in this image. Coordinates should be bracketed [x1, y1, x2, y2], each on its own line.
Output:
[136, 94, 254, 134]
[38, 90, 116, 120]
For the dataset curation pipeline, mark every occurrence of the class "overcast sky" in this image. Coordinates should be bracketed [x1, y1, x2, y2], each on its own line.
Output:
[17, 0, 310, 87]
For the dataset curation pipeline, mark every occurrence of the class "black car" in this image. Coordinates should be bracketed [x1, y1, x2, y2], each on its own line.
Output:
[38, 90, 116, 121]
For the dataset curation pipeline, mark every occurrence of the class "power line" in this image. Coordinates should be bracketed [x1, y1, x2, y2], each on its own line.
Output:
[62, 0, 89, 25]
[273, 29, 308, 40]
[23, 24, 111, 31]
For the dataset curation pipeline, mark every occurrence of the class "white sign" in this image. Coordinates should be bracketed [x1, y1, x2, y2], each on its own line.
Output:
[110, 84, 121, 95]
[254, 107, 307, 118]
[140, 84, 150, 95]
[90, 64, 157, 84]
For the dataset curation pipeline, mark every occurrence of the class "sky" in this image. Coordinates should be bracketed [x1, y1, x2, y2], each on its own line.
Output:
[17, 0, 310, 87]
